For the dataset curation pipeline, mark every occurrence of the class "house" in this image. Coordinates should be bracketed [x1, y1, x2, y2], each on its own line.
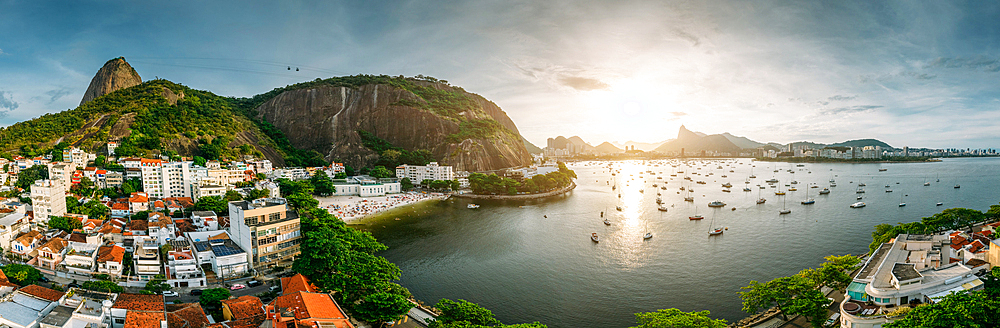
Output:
[0, 285, 64, 328]
[162, 197, 194, 214]
[39, 288, 117, 328]
[128, 193, 150, 213]
[110, 293, 166, 328]
[0, 212, 29, 253]
[0, 268, 20, 297]
[190, 211, 218, 231]
[281, 273, 317, 294]
[221, 295, 265, 325]
[34, 237, 68, 270]
[165, 302, 210, 328]
[110, 201, 131, 218]
[187, 231, 249, 279]
[266, 291, 354, 328]
[96, 244, 126, 277]
[134, 239, 162, 279]
[63, 241, 100, 275]
[81, 218, 103, 233]
[104, 171, 124, 188]
[98, 218, 127, 243]
[11, 230, 43, 259]
[165, 240, 205, 288]
[148, 212, 176, 245]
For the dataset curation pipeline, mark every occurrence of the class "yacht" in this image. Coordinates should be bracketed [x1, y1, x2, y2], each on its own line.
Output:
[766, 178, 779, 183]
[604, 219, 611, 226]
[850, 202, 866, 208]
[658, 205, 669, 211]
[801, 199, 815, 205]
[708, 201, 727, 207]
[937, 202, 944, 206]
[819, 188, 831, 194]
[643, 232, 653, 239]
[708, 228, 724, 235]
[954, 185, 961, 189]
[467, 204, 480, 209]
[743, 187, 752, 192]
[591, 233, 600, 242]
[722, 183, 732, 188]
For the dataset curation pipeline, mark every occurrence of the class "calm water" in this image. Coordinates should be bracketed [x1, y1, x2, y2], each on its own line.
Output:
[367, 157, 1000, 328]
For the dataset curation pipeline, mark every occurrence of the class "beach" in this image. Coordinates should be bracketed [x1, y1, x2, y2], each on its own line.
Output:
[317, 192, 447, 223]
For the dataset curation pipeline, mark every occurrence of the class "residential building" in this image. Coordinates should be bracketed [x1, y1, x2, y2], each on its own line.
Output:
[61, 147, 90, 168]
[228, 198, 301, 270]
[109, 293, 165, 328]
[133, 239, 161, 278]
[34, 237, 68, 270]
[138, 159, 165, 198]
[190, 211, 218, 231]
[147, 212, 176, 245]
[39, 288, 116, 328]
[332, 176, 401, 197]
[11, 230, 43, 260]
[47, 164, 72, 184]
[193, 181, 226, 199]
[30, 180, 67, 224]
[0, 212, 29, 254]
[128, 193, 149, 213]
[266, 291, 354, 328]
[281, 273, 317, 294]
[840, 234, 984, 328]
[165, 241, 205, 288]
[396, 162, 454, 185]
[186, 231, 249, 279]
[63, 241, 100, 275]
[164, 303, 210, 328]
[0, 285, 64, 328]
[104, 171, 124, 188]
[96, 245, 126, 276]
[221, 295, 265, 325]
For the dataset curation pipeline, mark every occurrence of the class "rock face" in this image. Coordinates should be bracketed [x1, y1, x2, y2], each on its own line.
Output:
[255, 81, 532, 172]
[654, 125, 742, 154]
[80, 57, 142, 106]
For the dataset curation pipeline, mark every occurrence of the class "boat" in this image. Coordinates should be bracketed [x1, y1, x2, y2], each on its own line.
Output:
[856, 188, 865, 193]
[819, 188, 830, 194]
[722, 183, 732, 188]
[708, 201, 726, 207]
[689, 205, 703, 220]
[766, 178, 778, 183]
[708, 228, 724, 235]
[779, 196, 790, 214]
[801, 187, 815, 205]
[850, 202, 866, 208]
[591, 233, 600, 242]
[899, 193, 906, 207]
[604, 219, 611, 226]
[885, 189, 892, 192]
[616, 206, 622, 211]
[467, 204, 480, 209]
[936, 202, 943, 206]
[743, 187, 752, 192]
[954, 185, 961, 189]
[643, 232, 653, 239]
[775, 189, 785, 195]
[879, 168, 887, 171]
[858, 183, 866, 187]
[658, 205, 669, 211]
[722, 189, 731, 192]
[788, 187, 797, 191]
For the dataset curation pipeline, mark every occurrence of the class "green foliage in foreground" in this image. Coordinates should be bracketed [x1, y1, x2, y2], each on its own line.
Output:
[1, 264, 41, 286]
[428, 299, 547, 328]
[631, 308, 727, 328]
[469, 162, 576, 195]
[740, 255, 861, 327]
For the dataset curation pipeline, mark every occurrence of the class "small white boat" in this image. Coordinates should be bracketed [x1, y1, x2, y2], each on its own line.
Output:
[722, 183, 732, 188]
[709, 228, 724, 235]
[779, 209, 791, 214]
[604, 219, 611, 226]
[467, 204, 480, 209]
[591, 233, 600, 242]
[658, 205, 669, 212]
[954, 185, 961, 189]
[850, 202, 866, 208]
[756, 198, 766, 204]
[684, 197, 694, 202]
[819, 188, 830, 194]
[643, 232, 653, 239]
[936, 202, 943, 206]
[899, 203, 906, 207]
[708, 201, 726, 207]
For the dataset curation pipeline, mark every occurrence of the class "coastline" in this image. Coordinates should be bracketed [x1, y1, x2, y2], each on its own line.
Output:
[451, 182, 576, 200]
[316, 192, 448, 224]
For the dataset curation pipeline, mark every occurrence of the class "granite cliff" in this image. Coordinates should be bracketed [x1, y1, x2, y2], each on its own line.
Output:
[254, 78, 532, 171]
[80, 57, 142, 106]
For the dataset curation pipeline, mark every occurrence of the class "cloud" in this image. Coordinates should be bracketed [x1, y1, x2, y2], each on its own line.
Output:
[672, 28, 700, 46]
[0, 91, 18, 117]
[925, 56, 1000, 72]
[820, 105, 882, 115]
[43, 88, 72, 104]
[558, 76, 609, 91]
[828, 95, 857, 101]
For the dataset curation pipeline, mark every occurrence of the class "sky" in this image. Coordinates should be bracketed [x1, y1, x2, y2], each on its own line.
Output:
[1, 0, 999, 149]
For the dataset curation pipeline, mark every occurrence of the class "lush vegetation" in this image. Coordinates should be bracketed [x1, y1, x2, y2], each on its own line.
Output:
[16, 165, 48, 191]
[885, 267, 1000, 328]
[290, 189, 412, 324]
[739, 255, 861, 328]
[358, 130, 434, 171]
[468, 162, 576, 195]
[199, 287, 231, 319]
[0, 264, 41, 285]
[427, 299, 548, 328]
[868, 206, 993, 254]
[421, 179, 460, 191]
[81, 280, 124, 293]
[446, 119, 514, 143]
[48, 215, 83, 232]
[66, 198, 110, 221]
[631, 308, 727, 328]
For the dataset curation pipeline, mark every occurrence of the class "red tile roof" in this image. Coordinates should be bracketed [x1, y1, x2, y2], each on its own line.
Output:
[126, 311, 166, 328]
[97, 245, 126, 263]
[166, 302, 210, 328]
[38, 237, 68, 254]
[222, 295, 265, 321]
[113, 293, 165, 311]
[18, 284, 65, 302]
[271, 291, 350, 321]
[281, 273, 316, 294]
[129, 193, 149, 203]
[0, 268, 16, 288]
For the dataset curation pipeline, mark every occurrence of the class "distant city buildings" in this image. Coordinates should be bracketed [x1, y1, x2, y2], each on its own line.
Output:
[396, 162, 454, 184]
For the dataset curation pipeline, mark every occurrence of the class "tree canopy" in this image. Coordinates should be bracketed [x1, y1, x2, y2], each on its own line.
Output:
[631, 308, 727, 328]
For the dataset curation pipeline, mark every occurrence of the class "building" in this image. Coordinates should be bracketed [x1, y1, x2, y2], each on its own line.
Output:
[228, 198, 301, 270]
[63, 241, 100, 275]
[30, 180, 67, 224]
[11, 230, 43, 259]
[281, 273, 317, 294]
[40, 288, 117, 328]
[140, 160, 198, 199]
[0, 212, 29, 254]
[840, 234, 984, 328]
[47, 164, 72, 184]
[266, 291, 354, 328]
[190, 211, 218, 231]
[165, 241, 206, 288]
[187, 231, 249, 279]
[0, 285, 64, 328]
[395, 162, 454, 185]
[133, 239, 161, 279]
[193, 181, 226, 199]
[34, 237, 68, 270]
[221, 295, 265, 324]
[109, 293, 165, 328]
[332, 176, 402, 197]
[96, 244, 126, 276]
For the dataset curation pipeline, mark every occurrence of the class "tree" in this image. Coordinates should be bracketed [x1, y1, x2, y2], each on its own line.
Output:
[286, 192, 319, 210]
[48, 216, 83, 232]
[193, 156, 207, 167]
[797, 255, 862, 290]
[352, 291, 414, 323]
[143, 274, 171, 294]
[193, 196, 227, 214]
[369, 166, 393, 179]
[429, 299, 501, 327]
[334, 172, 347, 179]
[122, 178, 143, 194]
[246, 188, 269, 200]
[277, 178, 314, 196]
[1, 264, 41, 285]
[310, 171, 335, 196]
[739, 275, 815, 321]
[82, 280, 124, 293]
[132, 210, 150, 220]
[401, 177, 413, 190]
[16, 165, 48, 191]
[199, 288, 231, 318]
[884, 290, 999, 328]
[631, 308, 727, 328]
[224, 190, 243, 201]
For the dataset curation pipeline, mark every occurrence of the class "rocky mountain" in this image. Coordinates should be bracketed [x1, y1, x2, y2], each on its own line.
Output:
[80, 57, 142, 106]
[253, 76, 532, 172]
[721, 133, 765, 149]
[653, 125, 742, 154]
[593, 142, 623, 153]
[522, 137, 542, 154]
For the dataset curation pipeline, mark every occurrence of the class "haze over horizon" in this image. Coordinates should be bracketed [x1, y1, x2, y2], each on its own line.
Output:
[2, 0, 999, 149]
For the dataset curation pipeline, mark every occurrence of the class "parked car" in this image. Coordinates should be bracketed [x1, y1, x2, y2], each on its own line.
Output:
[38, 276, 50, 283]
[248, 280, 262, 287]
[163, 291, 178, 297]
[189, 289, 203, 296]
[825, 313, 840, 327]
[269, 285, 281, 293]
[67, 283, 81, 289]
[229, 284, 247, 291]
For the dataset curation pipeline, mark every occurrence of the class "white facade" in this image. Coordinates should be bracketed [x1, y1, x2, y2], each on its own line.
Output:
[30, 180, 66, 224]
[186, 231, 250, 279]
[395, 162, 454, 184]
[332, 178, 402, 197]
[0, 213, 29, 255]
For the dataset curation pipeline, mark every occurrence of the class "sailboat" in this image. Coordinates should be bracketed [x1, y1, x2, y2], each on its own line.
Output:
[708, 213, 724, 235]
[689, 203, 704, 220]
[591, 233, 600, 242]
[775, 185, 786, 196]
[801, 185, 815, 205]
[779, 195, 791, 214]
[645, 214, 657, 240]
[899, 193, 906, 207]
[756, 187, 766, 204]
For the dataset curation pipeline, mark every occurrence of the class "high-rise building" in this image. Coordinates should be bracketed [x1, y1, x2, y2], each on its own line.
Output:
[138, 160, 197, 199]
[30, 179, 66, 224]
[395, 162, 455, 184]
[228, 198, 301, 270]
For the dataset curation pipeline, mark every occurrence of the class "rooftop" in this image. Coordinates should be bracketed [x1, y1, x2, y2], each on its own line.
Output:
[112, 293, 164, 311]
[39, 305, 75, 326]
[891, 263, 922, 282]
[18, 284, 65, 302]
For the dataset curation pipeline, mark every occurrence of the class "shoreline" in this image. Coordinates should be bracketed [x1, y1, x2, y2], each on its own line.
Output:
[451, 182, 576, 200]
[316, 192, 448, 224]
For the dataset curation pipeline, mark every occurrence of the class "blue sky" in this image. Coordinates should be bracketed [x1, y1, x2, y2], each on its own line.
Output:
[1, 0, 999, 148]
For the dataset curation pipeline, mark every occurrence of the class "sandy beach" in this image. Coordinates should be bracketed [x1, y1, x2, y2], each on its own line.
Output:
[317, 191, 447, 223]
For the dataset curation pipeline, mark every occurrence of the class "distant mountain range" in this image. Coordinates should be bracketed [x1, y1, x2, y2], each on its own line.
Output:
[542, 125, 895, 155]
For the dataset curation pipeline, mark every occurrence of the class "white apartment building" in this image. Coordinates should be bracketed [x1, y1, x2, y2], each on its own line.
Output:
[0, 212, 29, 253]
[140, 160, 197, 199]
[332, 177, 401, 197]
[30, 180, 66, 224]
[47, 164, 72, 184]
[186, 231, 249, 279]
[395, 162, 454, 185]
[841, 233, 983, 328]
[228, 198, 301, 270]
[61, 147, 93, 168]
[165, 241, 206, 288]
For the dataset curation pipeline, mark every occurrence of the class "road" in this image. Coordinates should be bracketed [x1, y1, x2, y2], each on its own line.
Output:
[170, 283, 275, 303]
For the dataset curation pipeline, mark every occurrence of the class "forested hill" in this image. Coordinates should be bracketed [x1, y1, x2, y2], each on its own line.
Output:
[0, 79, 325, 167]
